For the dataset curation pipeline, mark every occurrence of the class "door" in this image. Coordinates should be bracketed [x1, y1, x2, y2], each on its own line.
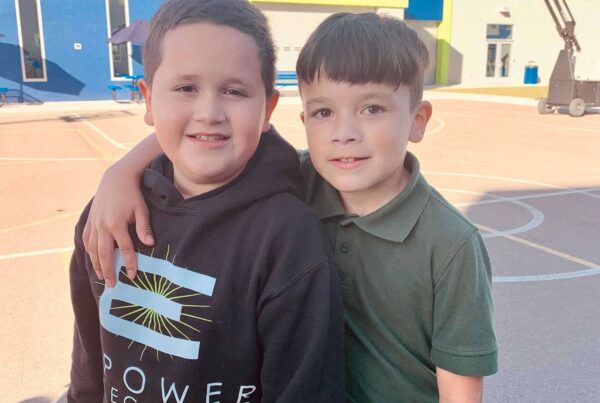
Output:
[486, 42, 512, 79]
[486, 24, 513, 81]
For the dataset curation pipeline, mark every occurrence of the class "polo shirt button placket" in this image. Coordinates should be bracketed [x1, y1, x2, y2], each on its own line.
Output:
[340, 242, 350, 254]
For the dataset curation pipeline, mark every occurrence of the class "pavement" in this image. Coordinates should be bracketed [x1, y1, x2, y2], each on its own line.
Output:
[2, 90, 599, 402]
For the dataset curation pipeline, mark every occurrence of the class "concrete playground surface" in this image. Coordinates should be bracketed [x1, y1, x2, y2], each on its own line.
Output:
[1, 91, 599, 402]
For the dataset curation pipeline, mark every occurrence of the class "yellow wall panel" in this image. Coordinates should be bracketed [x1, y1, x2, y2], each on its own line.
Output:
[251, 0, 408, 8]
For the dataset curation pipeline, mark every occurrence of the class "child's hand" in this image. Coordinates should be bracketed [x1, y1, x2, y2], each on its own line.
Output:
[82, 163, 154, 287]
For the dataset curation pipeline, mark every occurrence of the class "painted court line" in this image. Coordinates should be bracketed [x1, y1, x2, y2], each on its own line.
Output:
[76, 128, 113, 159]
[440, 110, 600, 135]
[453, 186, 600, 208]
[0, 211, 81, 235]
[420, 158, 600, 171]
[0, 157, 112, 162]
[438, 188, 545, 238]
[424, 171, 600, 202]
[74, 113, 131, 151]
[477, 223, 600, 282]
[425, 115, 445, 136]
[0, 247, 74, 261]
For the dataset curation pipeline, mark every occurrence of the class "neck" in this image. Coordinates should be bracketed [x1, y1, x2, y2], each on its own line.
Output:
[339, 167, 411, 216]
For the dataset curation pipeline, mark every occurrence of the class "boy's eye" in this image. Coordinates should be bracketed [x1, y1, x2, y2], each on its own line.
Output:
[176, 85, 196, 93]
[363, 105, 384, 115]
[312, 109, 332, 118]
[224, 88, 246, 97]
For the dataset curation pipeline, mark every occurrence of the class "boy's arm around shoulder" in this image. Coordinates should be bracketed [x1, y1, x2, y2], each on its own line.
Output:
[437, 368, 483, 403]
[432, 229, 498, 381]
[68, 206, 104, 402]
[257, 205, 345, 403]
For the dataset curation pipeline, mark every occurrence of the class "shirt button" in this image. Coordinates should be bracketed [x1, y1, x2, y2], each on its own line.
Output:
[340, 242, 350, 253]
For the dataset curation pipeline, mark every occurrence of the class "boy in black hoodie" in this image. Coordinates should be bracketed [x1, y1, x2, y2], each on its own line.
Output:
[67, 1, 344, 402]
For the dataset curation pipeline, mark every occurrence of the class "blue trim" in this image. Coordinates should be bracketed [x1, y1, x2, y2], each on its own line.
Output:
[405, 0, 443, 21]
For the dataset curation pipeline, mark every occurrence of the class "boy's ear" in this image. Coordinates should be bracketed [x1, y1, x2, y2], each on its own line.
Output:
[138, 79, 155, 126]
[409, 101, 432, 144]
[299, 111, 305, 125]
[262, 89, 280, 133]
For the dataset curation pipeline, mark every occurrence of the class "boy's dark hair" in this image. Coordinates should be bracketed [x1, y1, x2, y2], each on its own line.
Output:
[143, 0, 276, 96]
[297, 13, 430, 108]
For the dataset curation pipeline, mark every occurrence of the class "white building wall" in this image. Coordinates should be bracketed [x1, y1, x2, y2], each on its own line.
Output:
[258, 4, 438, 85]
[449, 0, 600, 85]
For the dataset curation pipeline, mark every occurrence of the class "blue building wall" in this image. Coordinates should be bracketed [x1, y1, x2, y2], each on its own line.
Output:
[406, 0, 443, 21]
[0, 0, 163, 102]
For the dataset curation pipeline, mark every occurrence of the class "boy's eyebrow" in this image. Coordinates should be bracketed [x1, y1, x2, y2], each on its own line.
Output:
[359, 91, 394, 102]
[305, 97, 329, 107]
[170, 75, 250, 87]
[306, 91, 394, 107]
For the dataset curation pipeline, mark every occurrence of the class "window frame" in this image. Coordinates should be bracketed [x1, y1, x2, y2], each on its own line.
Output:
[14, 0, 48, 82]
[105, 0, 132, 81]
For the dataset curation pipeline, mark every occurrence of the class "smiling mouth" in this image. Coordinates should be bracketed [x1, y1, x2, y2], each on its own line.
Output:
[186, 134, 229, 142]
[332, 157, 368, 163]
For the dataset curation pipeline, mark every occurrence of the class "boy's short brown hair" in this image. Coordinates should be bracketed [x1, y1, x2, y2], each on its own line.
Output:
[143, 0, 276, 96]
[296, 12, 429, 108]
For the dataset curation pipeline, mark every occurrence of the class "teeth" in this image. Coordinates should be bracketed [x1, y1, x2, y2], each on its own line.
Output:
[340, 158, 355, 163]
[193, 135, 226, 142]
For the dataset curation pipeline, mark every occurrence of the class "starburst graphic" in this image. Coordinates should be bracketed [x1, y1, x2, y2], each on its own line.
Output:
[98, 246, 217, 361]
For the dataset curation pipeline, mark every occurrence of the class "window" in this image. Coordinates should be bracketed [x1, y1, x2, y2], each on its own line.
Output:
[486, 24, 513, 40]
[106, 0, 131, 79]
[15, 0, 47, 81]
[485, 24, 513, 79]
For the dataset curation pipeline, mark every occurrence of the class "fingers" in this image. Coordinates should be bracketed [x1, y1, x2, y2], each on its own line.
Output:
[134, 205, 155, 247]
[97, 232, 116, 288]
[114, 228, 138, 281]
[86, 227, 104, 281]
[82, 215, 92, 252]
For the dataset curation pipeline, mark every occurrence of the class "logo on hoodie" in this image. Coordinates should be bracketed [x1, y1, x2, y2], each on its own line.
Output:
[99, 250, 217, 360]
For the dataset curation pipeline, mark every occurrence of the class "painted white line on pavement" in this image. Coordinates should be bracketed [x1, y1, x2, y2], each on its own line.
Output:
[493, 267, 600, 283]
[0, 157, 111, 162]
[425, 115, 446, 136]
[476, 223, 600, 282]
[424, 171, 600, 201]
[452, 187, 600, 208]
[437, 188, 545, 238]
[440, 110, 600, 135]
[74, 113, 131, 150]
[0, 247, 74, 261]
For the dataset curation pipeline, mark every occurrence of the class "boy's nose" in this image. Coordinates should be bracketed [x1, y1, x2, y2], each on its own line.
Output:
[330, 119, 361, 144]
[193, 94, 225, 124]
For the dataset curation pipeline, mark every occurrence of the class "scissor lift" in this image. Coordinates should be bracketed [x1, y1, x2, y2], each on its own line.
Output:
[538, 0, 600, 117]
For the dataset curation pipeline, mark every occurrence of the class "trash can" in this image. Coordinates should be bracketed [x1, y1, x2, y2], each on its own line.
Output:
[524, 62, 538, 84]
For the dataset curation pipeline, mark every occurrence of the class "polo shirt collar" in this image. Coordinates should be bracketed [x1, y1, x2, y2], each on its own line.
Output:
[314, 152, 432, 243]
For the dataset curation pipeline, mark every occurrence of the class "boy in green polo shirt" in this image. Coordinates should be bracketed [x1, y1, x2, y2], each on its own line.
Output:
[83, 12, 497, 402]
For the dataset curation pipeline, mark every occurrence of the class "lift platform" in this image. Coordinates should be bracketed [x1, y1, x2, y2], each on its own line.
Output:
[538, 0, 600, 117]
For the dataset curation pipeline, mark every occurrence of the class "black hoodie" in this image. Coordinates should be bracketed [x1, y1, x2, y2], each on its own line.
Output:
[68, 128, 345, 403]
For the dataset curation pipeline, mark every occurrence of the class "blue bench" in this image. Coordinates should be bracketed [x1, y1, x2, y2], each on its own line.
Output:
[276, 71, 298, 88]
[107, 85, 122, 101]
[123, 83, 141, 102]
[0, 88, 9, 106]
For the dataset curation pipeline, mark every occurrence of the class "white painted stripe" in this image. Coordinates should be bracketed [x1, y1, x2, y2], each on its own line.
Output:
[494, 267, 600, 283]
[0, 157, 112, 162]
[425, 115, 446, 136]
[453, 187, 600, 208]
[437, 188, 545, 238]
[74, 113, 131, 150]
[439, 110, 600, 134]
[0, 247, 73, 261]
[420, 158, 600, 171]
[424, 171, 600, 201]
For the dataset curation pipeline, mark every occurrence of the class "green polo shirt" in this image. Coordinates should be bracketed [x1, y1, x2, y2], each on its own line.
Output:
[298, 151, 498, 403]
